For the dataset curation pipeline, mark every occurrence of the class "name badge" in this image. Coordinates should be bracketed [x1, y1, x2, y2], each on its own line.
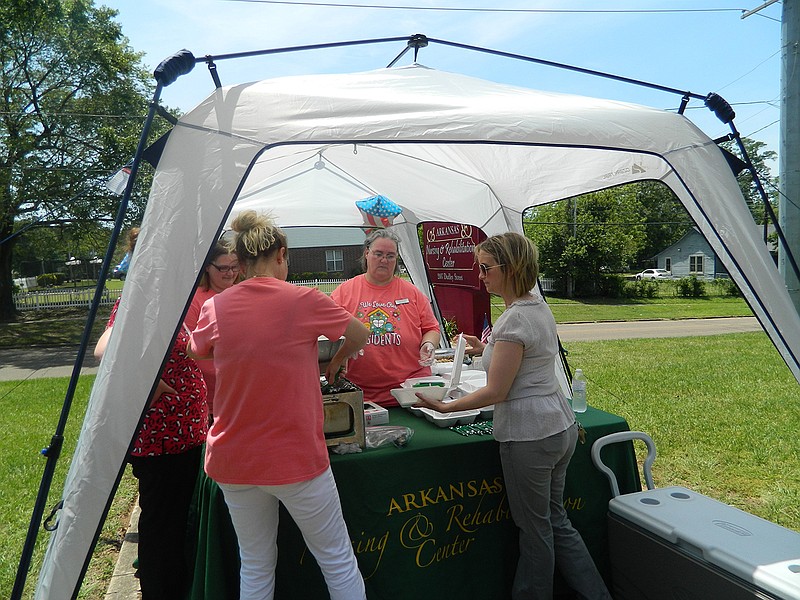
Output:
[396, 298, 409, 305]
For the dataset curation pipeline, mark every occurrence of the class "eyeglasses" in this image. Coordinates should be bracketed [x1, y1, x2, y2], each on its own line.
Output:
[370, 250, 397, 262]
[210, 263, 240, 274]
[478, 263, 505, 276]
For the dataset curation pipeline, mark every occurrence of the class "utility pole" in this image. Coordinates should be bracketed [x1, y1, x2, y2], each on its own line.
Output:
[780, 0, 800, 310]
[744, 0, 800, 311]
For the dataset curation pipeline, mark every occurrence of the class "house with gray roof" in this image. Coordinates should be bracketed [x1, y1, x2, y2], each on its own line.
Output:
[654, 226, 776, 281]
[284, 227, 366, 278]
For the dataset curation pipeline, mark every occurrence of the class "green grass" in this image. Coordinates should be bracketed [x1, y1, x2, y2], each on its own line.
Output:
[0, 307, 112, 348]
[0, 376, 137, 599]
[489, 295, 753, 324]
[548, 296, 753, 322]
[567, 332, 800, 530]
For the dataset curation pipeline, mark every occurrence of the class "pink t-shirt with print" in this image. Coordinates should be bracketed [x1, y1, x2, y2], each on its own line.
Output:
[331, 275, 439, 407]
[191, 278, 353, 486]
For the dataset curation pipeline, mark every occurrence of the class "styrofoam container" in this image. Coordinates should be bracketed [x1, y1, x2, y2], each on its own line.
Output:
[407, 405, 425, 417]
[401, 375, 446, 389]
[419, 407, 480, 428]
[431, 361, 455, 376]
[391, 386, 447, 408]
[457, 371, 487, 393]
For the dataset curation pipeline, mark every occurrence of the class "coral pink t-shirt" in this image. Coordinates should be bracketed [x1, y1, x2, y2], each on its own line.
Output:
[331, 275, 440, 407]
[187, 286, 218, 412]
[191, 278, 353, 485]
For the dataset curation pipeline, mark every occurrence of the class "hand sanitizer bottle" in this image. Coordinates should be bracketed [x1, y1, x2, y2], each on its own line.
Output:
[571, 369, 587, 413]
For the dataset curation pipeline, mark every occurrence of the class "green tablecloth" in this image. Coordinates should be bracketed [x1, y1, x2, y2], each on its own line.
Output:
[189, 407, 639, 599]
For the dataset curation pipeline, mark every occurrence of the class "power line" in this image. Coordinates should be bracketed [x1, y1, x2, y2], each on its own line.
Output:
[0, 111, 147, 119]
[223, 1, 749, 14]
[717, 49, 781, 92]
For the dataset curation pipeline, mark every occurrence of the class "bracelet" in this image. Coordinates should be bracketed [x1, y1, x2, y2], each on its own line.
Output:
[420, 341, 435, 350]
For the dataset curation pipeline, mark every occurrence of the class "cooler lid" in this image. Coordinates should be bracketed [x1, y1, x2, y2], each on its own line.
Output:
[609, 486, 800, 599]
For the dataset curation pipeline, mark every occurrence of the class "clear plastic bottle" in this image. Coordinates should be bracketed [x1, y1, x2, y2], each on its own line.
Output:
[571, 368, 587, 413]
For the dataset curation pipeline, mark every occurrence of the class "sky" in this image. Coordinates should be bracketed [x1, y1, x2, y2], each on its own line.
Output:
[109, 0, 783, 170]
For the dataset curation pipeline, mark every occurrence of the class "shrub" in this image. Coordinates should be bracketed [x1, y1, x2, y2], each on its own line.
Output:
[676, 276, 706, 298]
[624, 279, 658, 298]
[443, 316, 459, 341]
[37, 273, 59, 287]
[597, 274, 627, 298]
[711, 277, 741, 298]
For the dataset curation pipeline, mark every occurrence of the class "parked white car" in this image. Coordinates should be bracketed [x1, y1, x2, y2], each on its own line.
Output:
[635, 268, 672, 281]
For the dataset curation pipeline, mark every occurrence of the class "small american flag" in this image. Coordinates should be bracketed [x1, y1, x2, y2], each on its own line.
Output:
[480, 314, 492, 344]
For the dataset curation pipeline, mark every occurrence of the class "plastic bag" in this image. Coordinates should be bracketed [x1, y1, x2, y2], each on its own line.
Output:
[365, 426, 414, 449]
[329, 442, 362, 455]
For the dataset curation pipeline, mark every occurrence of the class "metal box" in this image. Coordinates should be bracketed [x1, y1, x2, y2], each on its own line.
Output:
[321, 377, 365, 448]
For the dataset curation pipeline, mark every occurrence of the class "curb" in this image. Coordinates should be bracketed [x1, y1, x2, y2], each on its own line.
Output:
[103, 498, 141, 600]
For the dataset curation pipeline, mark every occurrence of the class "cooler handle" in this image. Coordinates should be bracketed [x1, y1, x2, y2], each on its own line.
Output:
[591, 431, 656, 498]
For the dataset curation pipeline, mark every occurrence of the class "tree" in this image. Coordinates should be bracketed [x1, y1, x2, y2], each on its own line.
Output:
[633, 180, 692, 264]
[525, 185, 648, 296]
[0, 0, 155, 319]
[522, 138, 776, 297]
[721, 137, 779, 227]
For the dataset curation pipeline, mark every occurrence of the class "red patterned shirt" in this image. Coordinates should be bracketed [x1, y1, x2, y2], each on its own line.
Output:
[108, 299, 208, 457]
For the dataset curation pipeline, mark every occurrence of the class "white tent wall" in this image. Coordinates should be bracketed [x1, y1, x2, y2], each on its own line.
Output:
[36, 65, 800, 597]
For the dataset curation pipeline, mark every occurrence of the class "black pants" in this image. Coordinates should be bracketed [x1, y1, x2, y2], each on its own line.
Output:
[129, 446, 202, 600]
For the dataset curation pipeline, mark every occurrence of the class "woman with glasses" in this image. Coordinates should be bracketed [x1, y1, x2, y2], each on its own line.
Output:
[186, 242, 240, 416]
[415, 232, 611, 600]
[331, 228, 440, 407]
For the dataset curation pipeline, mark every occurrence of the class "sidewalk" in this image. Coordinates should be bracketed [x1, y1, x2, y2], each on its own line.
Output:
[0, 345, 98, 381]
[103, 502, 141, 600]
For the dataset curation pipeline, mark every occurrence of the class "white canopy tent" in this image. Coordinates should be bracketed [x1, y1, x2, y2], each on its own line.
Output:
[36, 64, 800, 597]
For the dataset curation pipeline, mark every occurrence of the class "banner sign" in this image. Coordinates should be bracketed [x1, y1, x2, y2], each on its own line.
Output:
[422, 222, 485, 290]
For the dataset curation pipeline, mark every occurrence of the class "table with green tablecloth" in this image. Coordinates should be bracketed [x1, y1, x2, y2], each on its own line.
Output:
[188, 406, 640, 599]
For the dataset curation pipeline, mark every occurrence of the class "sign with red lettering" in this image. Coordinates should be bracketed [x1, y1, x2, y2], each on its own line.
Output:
[422, 222, 485, 290]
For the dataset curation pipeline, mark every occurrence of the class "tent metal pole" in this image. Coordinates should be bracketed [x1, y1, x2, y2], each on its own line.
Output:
[10, 81, 166, 600]
[731, 128, 800, 283]
[424, 37, 705, 101]
[199, 36, 410, 64]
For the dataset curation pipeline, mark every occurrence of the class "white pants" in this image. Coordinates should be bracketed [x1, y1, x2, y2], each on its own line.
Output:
[219, 467, 366, 600]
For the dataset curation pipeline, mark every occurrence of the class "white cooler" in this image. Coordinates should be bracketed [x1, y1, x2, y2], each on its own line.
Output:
[591, 433, 800, 600]
[608, 486, 800, 600]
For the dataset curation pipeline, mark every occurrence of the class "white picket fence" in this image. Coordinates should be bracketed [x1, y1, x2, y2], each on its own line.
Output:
[14, 288, 118, 311]
[540, 278, 556, 293]
[292, 278, 346, 294]
[13, 277, 554, 310]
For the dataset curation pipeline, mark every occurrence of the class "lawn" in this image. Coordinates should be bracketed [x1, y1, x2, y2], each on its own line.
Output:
[0, 376, 137, 599]
[0, 297, 796, 598]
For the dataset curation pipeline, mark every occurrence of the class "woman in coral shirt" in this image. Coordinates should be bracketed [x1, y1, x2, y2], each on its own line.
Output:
[190, 210, 368, 600]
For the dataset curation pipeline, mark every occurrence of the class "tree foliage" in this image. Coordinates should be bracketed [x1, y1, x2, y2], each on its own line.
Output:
[0, 0, 157, 319]
[721, 137, 779, 226]
[522, 137, 776, 297]
[525, 185, 651, 295]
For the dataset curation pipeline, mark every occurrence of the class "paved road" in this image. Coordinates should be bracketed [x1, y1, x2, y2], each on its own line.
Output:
[556, 316, 762, 342]
[0, 317, 762, 382]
